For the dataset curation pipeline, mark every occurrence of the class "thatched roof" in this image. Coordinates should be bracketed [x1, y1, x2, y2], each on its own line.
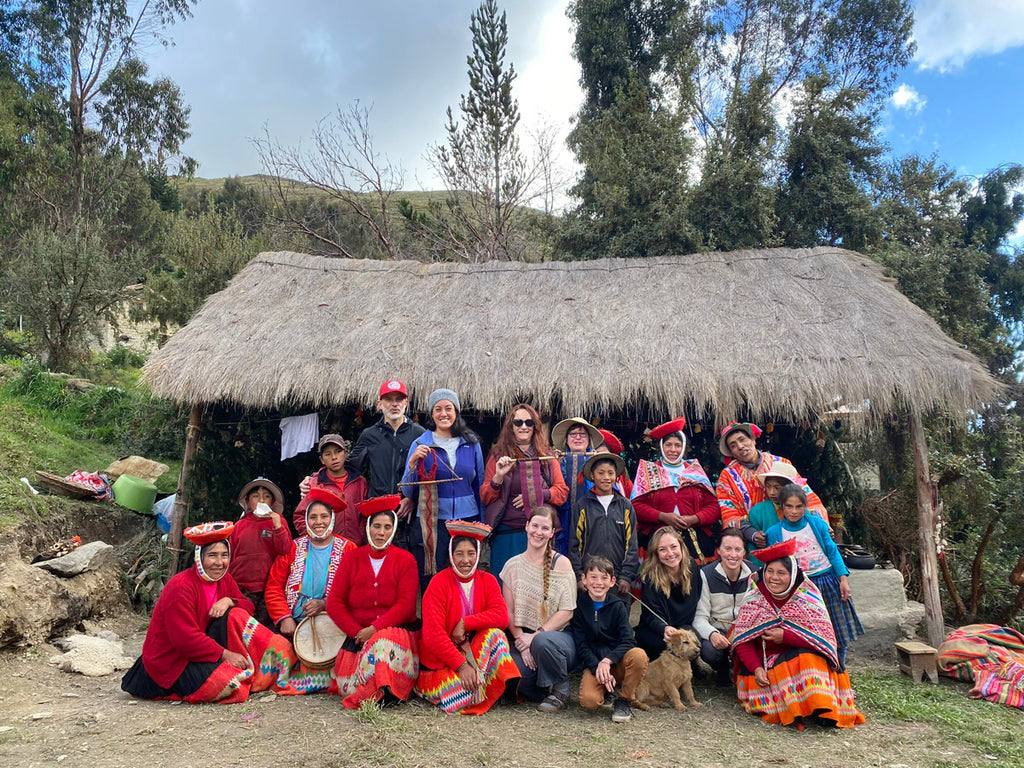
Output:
[142, 247, 1000, 425]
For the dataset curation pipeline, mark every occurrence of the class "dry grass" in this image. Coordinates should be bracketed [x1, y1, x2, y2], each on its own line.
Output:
[142, 247, 999, 428]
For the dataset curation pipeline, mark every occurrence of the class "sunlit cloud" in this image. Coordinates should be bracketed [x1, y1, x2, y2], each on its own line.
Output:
[914, 0, 1024, 70]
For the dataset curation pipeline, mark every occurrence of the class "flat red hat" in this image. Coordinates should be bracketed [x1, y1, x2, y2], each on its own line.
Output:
[648, 417, 687, 441]
[307, 486, 347, 513]
[751, 539, 797, 564]
[445, 520, 492, 541]
[356, 494, 402, 518]
[184, 521, 234, 547]
[598, 428, 623, 455]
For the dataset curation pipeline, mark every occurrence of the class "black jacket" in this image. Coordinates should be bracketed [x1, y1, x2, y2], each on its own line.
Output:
[570, 590, 636, 673]
[346, 417, 426, 497]
[568, 491, 639, 583]
[635, 560, 702, 658]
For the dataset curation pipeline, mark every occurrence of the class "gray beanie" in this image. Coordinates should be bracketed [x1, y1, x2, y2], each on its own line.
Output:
[428, 388, 460, 413]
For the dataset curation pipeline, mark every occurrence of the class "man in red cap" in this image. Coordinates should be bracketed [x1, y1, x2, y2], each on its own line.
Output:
[346, 380, 425, 552]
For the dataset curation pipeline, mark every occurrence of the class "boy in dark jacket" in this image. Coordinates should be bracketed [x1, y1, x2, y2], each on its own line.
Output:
[569, 453, 639, 595]
[570, 556, 648, 722]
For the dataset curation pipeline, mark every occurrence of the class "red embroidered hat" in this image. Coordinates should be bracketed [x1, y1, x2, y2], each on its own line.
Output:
[445, 520, 492, 541]
[598, 428, 623, 455]
[751, 539, 797, 564]
[308, 486, 347, 513]
[356, 494, 402, 518]
[378, 380, 408, 399]
[184, 521, 234, 547]
[648, 417, 687, 441]
[718, 421, 763, 457]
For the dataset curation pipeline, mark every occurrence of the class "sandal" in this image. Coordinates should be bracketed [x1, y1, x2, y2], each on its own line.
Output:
[537, 691, 569, 712]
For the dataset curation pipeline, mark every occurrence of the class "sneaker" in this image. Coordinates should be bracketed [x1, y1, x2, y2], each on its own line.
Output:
[611, 698, 633, 723]
[600, 691, 615, 710]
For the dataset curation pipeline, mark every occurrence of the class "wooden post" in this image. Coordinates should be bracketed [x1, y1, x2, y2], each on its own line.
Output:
[909, 410, 945, 647]
[167, 403, 204, 578]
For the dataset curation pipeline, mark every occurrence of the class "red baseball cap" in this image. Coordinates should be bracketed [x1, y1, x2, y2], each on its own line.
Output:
[378, 380, 408, 399]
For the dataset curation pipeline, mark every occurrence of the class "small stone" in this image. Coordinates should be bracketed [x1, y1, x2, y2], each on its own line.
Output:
[0, 726, 14, 733]
[30, 712, 53, 720]
[33, 542, 114, 577]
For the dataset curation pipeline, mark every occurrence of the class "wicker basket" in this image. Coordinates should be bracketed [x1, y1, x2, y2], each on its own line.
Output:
[34, 471, 99, 500]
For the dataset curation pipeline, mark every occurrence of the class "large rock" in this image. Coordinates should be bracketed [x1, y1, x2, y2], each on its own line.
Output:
[848, 566, 924, 656]
[32, 541, 114, 576]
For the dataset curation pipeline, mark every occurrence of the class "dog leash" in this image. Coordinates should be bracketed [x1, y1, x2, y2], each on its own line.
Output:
[625, 592, 673, 629]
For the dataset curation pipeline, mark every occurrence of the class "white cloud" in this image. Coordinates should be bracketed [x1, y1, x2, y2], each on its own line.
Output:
[891, 83, 926, 113]
[914, 0, 1024, 70]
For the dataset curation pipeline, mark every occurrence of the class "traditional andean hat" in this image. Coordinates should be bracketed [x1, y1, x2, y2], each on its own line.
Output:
[582, 451, 627, 480]
[184, 521, 234, 547]
[648, 417, 687, 441]
[718, 421, 763, 457]
[356, 495, 402, 518]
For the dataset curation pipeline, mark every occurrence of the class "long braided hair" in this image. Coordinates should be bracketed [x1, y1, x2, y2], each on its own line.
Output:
[528, 504, 559, 623]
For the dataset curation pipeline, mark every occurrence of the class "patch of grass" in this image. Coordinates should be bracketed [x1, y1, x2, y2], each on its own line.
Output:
[854, 668, 1024, 763]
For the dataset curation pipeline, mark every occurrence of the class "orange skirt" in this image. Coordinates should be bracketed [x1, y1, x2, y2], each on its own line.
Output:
[736, 650, 864, 728]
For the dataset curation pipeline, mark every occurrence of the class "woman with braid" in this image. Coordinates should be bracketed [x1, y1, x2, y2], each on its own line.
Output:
[500, 505, 578, 711]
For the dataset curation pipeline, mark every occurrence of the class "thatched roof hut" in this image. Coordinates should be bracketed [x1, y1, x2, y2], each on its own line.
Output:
[142, 247, 998, 424]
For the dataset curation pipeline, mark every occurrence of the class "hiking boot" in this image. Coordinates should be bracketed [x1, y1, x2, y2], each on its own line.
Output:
[611, 698, 633, 723]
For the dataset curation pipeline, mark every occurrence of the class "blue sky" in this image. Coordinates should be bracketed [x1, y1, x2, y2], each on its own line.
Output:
[148, 0, 1023, 230]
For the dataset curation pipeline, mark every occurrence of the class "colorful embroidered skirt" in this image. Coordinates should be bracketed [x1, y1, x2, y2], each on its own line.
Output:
[121, 608, 296, 704]
[736, 649, 864, 728]
[276, 660, 335, 696]
[331, 627, 420, 708]
[415, 628, 519, 715]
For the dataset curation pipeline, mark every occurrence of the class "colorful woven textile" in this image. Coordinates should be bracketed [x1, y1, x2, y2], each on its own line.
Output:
[170, 609, 295, 704]
[631, 459, 713, 499]
[283, 536, 347, 614]
[735, 650, 864, 727]
[717, 454, 827, 528]
[730, 578, 839, 670]
[332, 626, 420, 708]
[418, 452, 439, 576]
[937, 624, 1024, 709]
[415, 628, 518, 715]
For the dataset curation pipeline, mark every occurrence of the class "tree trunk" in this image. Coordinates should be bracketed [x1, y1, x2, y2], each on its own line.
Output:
[909, 411, 945, 647]
[167, 403, 204, 578]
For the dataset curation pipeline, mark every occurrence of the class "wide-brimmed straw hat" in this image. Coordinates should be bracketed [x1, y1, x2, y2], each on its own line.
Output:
[551, 417, 602, 451]
[237, 478, 284, 516]
[582, 451, 627, 480]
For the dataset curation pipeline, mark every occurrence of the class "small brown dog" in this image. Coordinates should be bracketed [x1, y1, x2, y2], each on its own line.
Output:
[632, 628, 702, 711]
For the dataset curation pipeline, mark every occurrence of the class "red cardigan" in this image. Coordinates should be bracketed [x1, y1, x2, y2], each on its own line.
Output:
[632, 483, 721, 536]
[142, 567, 254, 689]
[326, 546, 419, 638]
[227, 512, 293, 593]
[419, 569, 508, 672]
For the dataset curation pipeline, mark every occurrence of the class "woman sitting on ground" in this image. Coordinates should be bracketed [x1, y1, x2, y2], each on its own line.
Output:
[730, 539, 864, 729]
[121, 522, 294, 704]
[635, 526, 703, 660]
[326, 495, 421, 709]
[264, 491, 356, 694]
[500, 505, 578, 712]
[416, 520, 520, 715]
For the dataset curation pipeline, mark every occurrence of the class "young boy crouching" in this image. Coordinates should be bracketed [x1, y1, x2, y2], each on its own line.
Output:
[570, 556, 648, 722]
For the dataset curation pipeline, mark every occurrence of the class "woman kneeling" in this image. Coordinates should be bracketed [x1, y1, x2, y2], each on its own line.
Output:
[121, 522, 295, 704]
[416, 521, 520, 714]
[730, 540, 864, 729]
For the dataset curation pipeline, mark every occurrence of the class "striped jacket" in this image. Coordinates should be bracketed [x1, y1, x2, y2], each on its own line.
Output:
[568, 490, 639, 584]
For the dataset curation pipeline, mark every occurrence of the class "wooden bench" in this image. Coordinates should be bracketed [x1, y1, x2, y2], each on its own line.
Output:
[895, 640, 939, 684]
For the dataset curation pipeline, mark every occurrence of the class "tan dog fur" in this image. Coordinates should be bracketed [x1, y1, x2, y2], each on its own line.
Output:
[632, 628, 702, 711]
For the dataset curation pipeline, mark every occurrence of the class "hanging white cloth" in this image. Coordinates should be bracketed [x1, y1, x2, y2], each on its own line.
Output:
[280, 413, 319, 461]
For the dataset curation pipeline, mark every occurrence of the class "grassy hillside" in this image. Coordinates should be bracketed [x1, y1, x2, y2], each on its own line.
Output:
[0, 358, 183, 530]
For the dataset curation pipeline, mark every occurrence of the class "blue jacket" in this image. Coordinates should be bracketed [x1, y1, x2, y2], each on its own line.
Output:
[400, 431, 485, 521]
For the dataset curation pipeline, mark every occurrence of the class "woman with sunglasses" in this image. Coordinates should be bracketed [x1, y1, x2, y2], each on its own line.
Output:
[482, 404, 568, 581]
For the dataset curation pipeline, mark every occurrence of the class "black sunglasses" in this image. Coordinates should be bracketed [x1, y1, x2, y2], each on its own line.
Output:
[512, 418, 535, 427]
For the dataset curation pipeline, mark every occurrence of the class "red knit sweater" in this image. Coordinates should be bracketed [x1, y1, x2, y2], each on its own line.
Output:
[325, 546, 419, 637]
[419, 569, 508, 672]
[142, 567, 253, 689]
[264, 537, 356, 625]
[227, 513, 292, 593]
[632, 483, 721, 536]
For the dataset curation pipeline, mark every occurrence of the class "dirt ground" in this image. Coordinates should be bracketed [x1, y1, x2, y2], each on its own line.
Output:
[0, 611, 997, 768]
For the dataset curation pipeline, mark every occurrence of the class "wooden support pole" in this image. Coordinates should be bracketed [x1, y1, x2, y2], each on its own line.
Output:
[909, 410, 946, 647]
[167, 403, 204, 578]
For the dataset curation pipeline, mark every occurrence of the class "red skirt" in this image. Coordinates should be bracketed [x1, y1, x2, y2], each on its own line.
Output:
[331, 626, 420, 709]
